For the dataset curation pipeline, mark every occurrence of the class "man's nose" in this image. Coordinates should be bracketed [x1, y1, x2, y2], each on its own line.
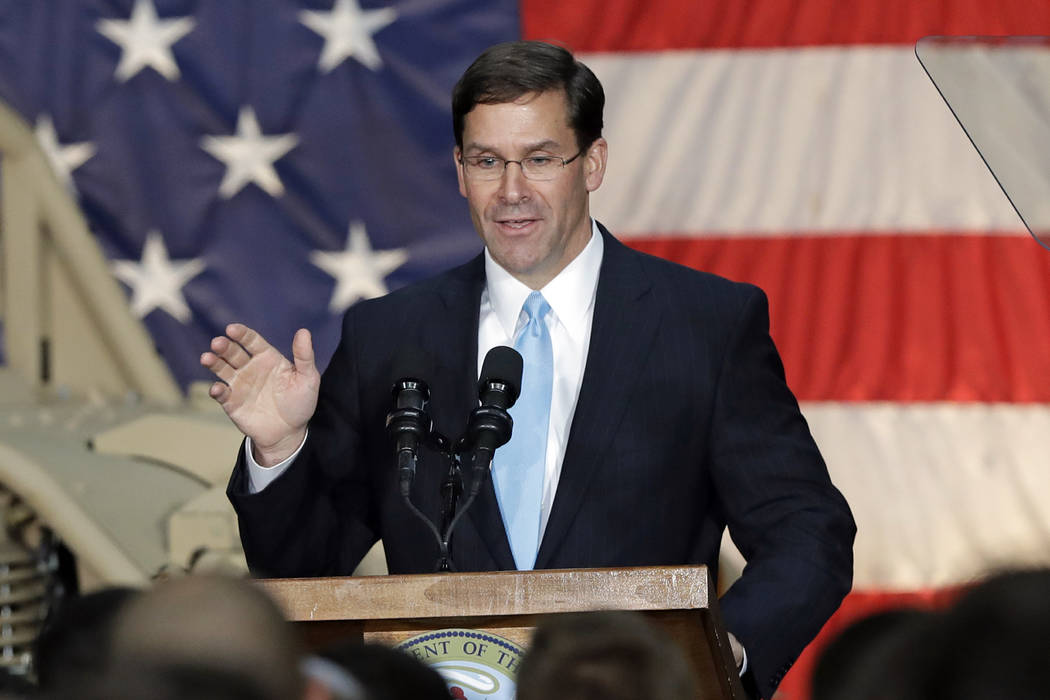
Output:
[498, 160, 530, 203]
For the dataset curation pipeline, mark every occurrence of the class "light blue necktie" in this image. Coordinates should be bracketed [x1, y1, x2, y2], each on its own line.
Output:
[493, 291, 553, 570]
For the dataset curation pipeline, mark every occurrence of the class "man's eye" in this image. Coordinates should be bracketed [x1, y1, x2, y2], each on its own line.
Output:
[526, 156, 555, 167]
[473, 157, 500, 169]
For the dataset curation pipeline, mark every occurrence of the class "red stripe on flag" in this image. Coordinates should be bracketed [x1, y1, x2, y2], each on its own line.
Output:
[522, 0, 1050, 51]
[624, 233, 1050, 402]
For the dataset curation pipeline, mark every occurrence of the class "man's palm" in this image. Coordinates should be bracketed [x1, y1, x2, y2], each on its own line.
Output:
[201, 325, 319, 462]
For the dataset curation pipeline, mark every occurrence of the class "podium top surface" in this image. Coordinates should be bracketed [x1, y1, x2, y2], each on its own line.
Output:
[259, 565, 712, 623]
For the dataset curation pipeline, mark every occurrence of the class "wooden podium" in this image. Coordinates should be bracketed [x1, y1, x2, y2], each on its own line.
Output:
[260, 565, 747, 699]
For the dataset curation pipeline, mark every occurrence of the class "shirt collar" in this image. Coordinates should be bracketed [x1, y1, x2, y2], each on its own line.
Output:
[484, 219, 604, 343]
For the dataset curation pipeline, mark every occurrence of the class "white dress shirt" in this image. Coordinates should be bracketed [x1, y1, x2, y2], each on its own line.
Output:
[478, 221, 603, 536]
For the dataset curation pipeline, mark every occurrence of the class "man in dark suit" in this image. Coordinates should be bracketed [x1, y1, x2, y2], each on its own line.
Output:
[202, 41, 855, 699]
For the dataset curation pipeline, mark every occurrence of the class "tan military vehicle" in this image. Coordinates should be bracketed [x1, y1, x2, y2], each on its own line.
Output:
[0, 101, 370, 675]
[0, 100, 388, 674]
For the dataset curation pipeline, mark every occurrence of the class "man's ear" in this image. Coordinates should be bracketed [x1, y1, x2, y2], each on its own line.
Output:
[454, 147, 467, 197]
[584, 137, 608, 192]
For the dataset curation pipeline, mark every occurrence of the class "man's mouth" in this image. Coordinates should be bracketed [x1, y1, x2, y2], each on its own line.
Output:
[495, 217, 539, 231]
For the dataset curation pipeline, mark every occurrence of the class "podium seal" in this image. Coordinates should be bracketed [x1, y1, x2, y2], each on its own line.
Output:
[397, 628, 525, 700]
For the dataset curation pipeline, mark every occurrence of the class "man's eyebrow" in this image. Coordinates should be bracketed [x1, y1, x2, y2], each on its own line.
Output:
[462, 139, 563, 154]
[521, 139, 562, 152]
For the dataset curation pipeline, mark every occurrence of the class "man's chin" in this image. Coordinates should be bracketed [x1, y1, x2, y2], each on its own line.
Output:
[493, 254, 540, 276]
[488, 247, 549, 284]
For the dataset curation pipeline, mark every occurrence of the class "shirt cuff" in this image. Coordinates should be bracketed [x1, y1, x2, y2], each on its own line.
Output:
[245, 431, 308, 494]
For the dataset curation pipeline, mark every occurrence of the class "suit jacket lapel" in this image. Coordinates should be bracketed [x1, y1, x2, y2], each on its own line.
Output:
[535, 226, 661, 568]
[424, 256, 483, 441]
[426, 255, 517, 570]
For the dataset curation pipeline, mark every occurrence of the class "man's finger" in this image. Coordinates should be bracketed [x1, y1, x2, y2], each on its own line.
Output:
[212, 335, 252, 370]
[291, 328, 316, 375]
[207, 381, 230, 403]
[228, 323, 272, 356]
[200, 352, 236, 383]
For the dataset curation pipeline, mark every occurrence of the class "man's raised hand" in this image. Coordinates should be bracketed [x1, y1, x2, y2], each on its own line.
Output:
[200, 324, 320, 466]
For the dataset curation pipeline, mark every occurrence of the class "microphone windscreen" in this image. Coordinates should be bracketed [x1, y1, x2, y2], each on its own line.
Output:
[390, 345, 433, 386]
[479, 346, 523, 397]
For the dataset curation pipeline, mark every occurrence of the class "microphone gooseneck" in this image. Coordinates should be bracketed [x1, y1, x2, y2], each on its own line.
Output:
[386, 345, 523, 573]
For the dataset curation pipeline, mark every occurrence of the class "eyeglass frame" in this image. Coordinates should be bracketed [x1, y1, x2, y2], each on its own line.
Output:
[457, 148, 585, 181]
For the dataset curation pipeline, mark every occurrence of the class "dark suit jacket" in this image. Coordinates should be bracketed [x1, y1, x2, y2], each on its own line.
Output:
[228, 225, 855, 699]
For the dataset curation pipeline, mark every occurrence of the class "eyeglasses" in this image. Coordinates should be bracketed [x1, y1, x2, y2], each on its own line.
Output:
[459, 150, 584, 181]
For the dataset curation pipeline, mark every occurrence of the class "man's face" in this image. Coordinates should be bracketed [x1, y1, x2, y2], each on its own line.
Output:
[455, 90, 607, 289]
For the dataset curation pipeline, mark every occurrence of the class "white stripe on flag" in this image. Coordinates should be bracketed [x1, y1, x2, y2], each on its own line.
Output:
[585, 47, 1023, 236]
[719, 402, 1050, 591]
[805, 401, 1050, 589]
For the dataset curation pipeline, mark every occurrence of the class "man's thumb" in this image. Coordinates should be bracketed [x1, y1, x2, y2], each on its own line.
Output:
[291, 328, 316, 374]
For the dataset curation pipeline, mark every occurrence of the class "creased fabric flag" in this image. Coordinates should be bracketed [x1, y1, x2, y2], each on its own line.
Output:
[3, 2, 1050, 698]
[523, 1, 1050, 696]
[0, 0, 517, 385]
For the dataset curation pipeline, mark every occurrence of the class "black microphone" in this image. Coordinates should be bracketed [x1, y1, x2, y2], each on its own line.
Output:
[385, 347, 433, 495]
[466, 346, 522, 476]
[439, 346, 523, 564]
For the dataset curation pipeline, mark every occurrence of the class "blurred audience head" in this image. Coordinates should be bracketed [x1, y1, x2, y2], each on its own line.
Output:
[0, 669, 36, 699]
[811, 608, 933, 700]
[107, 574, 305, 700]
[813, 568, 1050, 700]
[34, 585, 139, 693]
[66, 662, 278, 700]
[316, 642, 448, 700]
[515, 610, 697, 700]
[919, 568, 1050, 700]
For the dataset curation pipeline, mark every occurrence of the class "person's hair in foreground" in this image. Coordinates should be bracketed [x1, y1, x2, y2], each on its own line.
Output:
[65, 662, 275, 700]
[317, 641, 448, 700]
[105, 574, 305, 700]
[810, 608, 933, 700]
[515, 610, 698, 700]
[451, 40, 604, 151]
[812, 568, 1050, 700]
[918, 568, 1050, 700]
[33, 586, 139, 693]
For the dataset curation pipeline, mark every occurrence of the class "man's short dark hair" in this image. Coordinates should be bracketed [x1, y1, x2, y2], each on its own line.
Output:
[452, 41, 604, 151]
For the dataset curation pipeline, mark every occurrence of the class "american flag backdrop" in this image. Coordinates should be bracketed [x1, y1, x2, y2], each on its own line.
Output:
[3, 1, 1050, 697]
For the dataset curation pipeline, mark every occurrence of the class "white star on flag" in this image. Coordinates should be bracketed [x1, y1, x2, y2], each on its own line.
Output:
[200, 106, 299, 199]
[34, 115, 96, 193]
[310, 221, 409, 312]
[299, 0, 398, 72]
[110, 230, 205, 323]
[96, 0, 195, 82]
